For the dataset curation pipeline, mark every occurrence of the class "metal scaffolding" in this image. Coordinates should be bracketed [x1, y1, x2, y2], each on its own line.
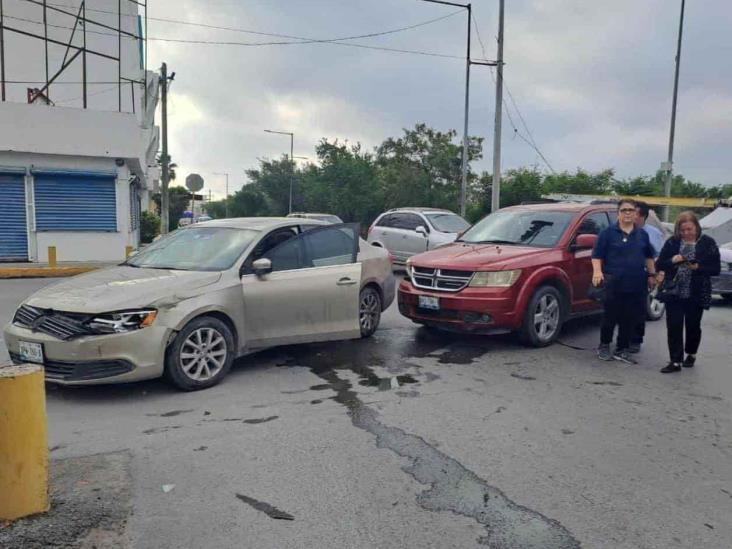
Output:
[0, 0, 148, 112]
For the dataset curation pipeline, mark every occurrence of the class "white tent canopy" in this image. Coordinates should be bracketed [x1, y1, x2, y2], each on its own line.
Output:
[700, 207, 732, 245]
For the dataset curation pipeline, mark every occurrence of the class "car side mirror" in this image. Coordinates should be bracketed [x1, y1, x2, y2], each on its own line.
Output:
[415, 226, 428, 237]
[573, 233, 598, 250]
[252, 258, 272, 278]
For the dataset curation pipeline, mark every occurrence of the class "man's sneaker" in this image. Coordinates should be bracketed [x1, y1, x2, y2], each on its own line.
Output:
[683, 355, 696, 368]
[597, 344, 612, 361]
[613, 350, 638, 365]
[661, 362, 682, 373]
[627, 343, 642, 354]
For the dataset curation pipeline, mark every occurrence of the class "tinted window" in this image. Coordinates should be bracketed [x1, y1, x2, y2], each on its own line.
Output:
[608, 210, 618, 224]
[576, 212, 610, 236]
[303, 226, 356, 267]
[461, 210, 574, 248]
[425, 213, 470, 233]
[127, 227, 259, 271]
[397, 213, 423, 231]
[267, 237, 303, 272]
[376, 214, 395, 228]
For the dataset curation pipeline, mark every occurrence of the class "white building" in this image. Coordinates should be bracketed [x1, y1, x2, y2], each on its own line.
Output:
[0, 0, 159, 263]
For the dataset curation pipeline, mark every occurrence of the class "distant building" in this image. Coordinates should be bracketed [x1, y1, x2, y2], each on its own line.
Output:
[0, 1, 159, 262]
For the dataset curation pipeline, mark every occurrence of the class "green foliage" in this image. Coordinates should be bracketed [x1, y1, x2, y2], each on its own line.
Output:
[201, 123, 731, 229]
[152, 186, 191, 229]
[140, 211, 160, 244]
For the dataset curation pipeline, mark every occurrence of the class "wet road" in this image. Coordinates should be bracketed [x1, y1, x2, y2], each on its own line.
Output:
[1, 278, 731, 548]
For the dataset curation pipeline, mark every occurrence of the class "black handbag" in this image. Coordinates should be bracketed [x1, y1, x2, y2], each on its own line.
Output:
[656, 272, 681, 303]
[588, 274, 615, 303]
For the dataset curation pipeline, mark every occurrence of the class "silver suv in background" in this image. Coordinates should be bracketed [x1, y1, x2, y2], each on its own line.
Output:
[367, 208, 470, 264]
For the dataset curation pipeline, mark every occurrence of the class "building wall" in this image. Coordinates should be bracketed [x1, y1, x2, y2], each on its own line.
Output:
[0, 152, 141, 263]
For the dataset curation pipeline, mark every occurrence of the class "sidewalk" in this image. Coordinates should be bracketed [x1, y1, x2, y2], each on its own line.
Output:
[0, 261, 117, 279]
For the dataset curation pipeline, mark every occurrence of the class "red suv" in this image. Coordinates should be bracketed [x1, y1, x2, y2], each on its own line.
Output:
[398, 203, 621, 346]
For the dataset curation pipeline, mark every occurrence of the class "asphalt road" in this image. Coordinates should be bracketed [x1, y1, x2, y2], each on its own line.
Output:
[1, 277, 731, 548]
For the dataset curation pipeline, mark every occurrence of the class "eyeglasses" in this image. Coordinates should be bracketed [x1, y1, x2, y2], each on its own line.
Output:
[619, 208, 635, 213]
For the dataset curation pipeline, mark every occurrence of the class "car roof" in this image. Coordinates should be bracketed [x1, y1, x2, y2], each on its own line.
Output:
[500, 202, 613, 213]
[385, 207, 454, 214]
[287, 212, 337, 217]
[191, 217, 327, 231]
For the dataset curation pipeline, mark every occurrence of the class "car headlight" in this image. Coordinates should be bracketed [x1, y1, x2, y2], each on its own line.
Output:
[405, 259, 413, 277]
[88, 310, 157, 334]
[469, 270, 522, 287]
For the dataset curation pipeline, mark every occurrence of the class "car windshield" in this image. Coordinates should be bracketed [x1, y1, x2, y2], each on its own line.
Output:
[460, 210, 574, 248]
[127, 227, 260, 271]
[312, 215, 342, 224]
[425, 213, 470, 233]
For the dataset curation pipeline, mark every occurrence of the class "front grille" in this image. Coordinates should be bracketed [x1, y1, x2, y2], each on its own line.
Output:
[10, 353, 134, 381]
[13, 305, 93, 341]
[410, 266, 474, 293]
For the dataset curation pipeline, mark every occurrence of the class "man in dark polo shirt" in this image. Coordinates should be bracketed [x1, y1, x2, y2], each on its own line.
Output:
[591, 199, 657, 364]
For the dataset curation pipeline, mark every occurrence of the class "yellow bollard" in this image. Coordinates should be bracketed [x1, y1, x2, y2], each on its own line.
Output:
[47, 246, 57, 268]
[125, 245, 134, 259]
[0, 364, 49, 521]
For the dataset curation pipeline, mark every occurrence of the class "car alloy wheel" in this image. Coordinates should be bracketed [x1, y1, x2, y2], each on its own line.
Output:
[179, 327, 228, 382]
[533, 293, 560, 342]
[359, 288, 381, 338]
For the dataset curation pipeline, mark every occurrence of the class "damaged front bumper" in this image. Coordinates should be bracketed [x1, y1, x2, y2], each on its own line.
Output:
[3, 322, 170, 385]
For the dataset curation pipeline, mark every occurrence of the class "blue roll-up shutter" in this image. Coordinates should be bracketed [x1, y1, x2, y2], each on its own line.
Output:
[0, 172, 29, 261]
[34, 171, 117, 232]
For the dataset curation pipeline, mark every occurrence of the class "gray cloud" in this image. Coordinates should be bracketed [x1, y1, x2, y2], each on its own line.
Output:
[146, 0, 732, 197]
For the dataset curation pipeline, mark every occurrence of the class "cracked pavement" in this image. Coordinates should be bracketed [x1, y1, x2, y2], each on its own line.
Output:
[1, 278, 731, 548]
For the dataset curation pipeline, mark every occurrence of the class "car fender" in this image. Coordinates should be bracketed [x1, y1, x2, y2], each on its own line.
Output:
[515, 266, 574, 317]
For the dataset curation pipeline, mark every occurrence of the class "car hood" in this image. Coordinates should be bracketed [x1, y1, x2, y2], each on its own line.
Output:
[25, 266, 222, 313]
[409, 242, 553, 270]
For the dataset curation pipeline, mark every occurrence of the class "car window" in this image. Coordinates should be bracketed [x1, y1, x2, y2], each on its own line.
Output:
[375, 214, 393, 228]
[576, 212, 610, 236]
[303, 226, 357, 267]
[267, 237, 304, 272]
[242, 227, 299, 273]
[425, 213, 470, 233]
[397, 213, 423, 231]
[608, 210, 618, 224]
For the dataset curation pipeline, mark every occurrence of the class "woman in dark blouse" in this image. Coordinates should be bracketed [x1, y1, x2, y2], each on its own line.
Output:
[656, 211, 721, 373]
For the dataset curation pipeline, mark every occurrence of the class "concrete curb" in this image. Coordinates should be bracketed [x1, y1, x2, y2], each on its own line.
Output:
[0, 266, 100, 279]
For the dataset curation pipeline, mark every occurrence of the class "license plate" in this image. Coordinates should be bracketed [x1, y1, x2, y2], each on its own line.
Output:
[418, 295, 440, 310]
[19, 341, 44, 364]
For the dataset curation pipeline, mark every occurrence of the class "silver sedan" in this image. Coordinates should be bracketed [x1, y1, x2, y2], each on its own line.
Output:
[4, 218, 395, 390]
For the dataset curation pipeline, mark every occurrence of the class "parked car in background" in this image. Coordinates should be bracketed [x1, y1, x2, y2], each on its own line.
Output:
[287, 212, 343, 224]
[398, 202, 649, 347]
[195, 214, 212, 223]
[4, 219, 394, 391]
[712, 241, 732, 302]
[367, 208, 470, 264]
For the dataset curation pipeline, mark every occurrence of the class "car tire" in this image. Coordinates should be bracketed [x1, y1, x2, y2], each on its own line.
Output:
[520, 286, 565, 347]
[359, 287, 382, 338]
[646, 291, 665, 321]
[164, 316, 235, 391]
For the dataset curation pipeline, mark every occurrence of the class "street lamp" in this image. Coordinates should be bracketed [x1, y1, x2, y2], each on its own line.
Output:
[264, 129, 295, 214]
[213, 172, 229, 218]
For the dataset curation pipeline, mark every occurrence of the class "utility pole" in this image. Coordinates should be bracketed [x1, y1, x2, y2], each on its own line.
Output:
[460, 4, 471, 218]
[159, 62, 170, 234]
[0, 0, 6, 101]
[214, 173, 230, 217]
[491, 0, 505, 212]
[264, 129, 295, 214]
[663, 0, 686, 222]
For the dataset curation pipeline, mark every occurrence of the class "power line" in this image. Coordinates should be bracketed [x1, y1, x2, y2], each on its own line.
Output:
[54, 84, 117, 104]
[9, 0, 466, 58]
[471, 12, 555, 173]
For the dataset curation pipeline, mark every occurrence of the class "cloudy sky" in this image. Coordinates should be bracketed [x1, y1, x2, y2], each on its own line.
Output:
[139, 0, 731, 198]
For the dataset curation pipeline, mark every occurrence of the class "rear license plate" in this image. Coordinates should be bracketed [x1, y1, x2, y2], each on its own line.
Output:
[418, 295, 440, 310]
[19, 341, 44, 364]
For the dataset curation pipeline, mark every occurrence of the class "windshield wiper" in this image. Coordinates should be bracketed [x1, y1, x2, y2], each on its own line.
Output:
[469, 239, 516, 245]
[136, 265, 191, 271]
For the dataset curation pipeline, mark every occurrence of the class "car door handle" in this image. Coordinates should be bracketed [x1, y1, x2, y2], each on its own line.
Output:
[337, 277, 358, 286]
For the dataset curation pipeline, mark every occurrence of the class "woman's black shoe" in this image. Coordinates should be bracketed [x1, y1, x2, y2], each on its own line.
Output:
[661, 362, 682, 373]
[683, 355, 696, 368]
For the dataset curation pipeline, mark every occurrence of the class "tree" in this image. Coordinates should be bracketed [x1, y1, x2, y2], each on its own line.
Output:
[152, 186, 190, 229]
[140, 211, 160, 243]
